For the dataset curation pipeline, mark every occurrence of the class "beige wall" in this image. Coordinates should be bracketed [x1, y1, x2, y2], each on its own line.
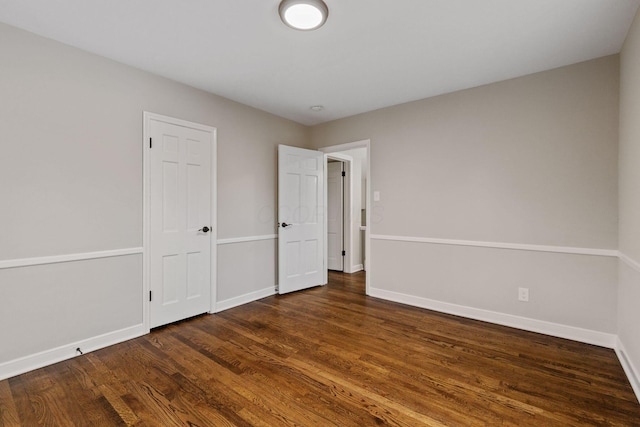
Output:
[620, 11, 640, 263]
[311, 56, 620, 334]
[0, 22, 308, 367]
[618, 8, 640, 389]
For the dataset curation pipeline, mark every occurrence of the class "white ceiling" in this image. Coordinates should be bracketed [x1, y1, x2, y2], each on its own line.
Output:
[1, 0, 638, 125]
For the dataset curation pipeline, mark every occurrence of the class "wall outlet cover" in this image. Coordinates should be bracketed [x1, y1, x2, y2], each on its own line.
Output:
[518, 287, 529, 302]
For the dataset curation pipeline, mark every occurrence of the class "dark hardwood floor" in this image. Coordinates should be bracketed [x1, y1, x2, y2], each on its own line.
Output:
[1, 271, 639, 426]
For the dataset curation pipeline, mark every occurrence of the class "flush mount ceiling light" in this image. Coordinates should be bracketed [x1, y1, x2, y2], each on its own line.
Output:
[279, 0, 329, 31]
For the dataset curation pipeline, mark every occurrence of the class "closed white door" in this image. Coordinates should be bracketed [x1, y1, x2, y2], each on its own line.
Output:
[327, 161, 344, 271]
[147, 114, 215, 328]
[278, 145, 325, 294]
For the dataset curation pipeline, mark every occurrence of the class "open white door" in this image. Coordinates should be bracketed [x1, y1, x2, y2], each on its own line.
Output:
[278, 145, 325, 294]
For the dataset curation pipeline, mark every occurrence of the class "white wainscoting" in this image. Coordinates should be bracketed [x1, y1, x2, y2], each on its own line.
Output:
[216, 234, 278, 311]
[0, 247, 143, 270]
[369, 234, 618, 348]
[0, 323, 145, 381]
[0, 248, 144, 380]
[370, 234, 618, 257]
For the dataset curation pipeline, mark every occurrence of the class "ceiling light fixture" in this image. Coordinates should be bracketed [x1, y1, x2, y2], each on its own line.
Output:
[310, 105, 324, 111]
[279, 0, 329, 31]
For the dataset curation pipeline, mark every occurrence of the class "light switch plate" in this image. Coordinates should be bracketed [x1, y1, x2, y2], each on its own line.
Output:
[374, 191, 380, 202]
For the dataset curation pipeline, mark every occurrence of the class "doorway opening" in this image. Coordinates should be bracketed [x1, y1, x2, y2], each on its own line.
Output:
[327, 157, 348, 273]
[321, 140, 371, 295]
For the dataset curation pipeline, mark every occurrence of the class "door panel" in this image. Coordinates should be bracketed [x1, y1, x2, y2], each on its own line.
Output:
[148, 117, 214, 328]
[278, 145, 325, 294]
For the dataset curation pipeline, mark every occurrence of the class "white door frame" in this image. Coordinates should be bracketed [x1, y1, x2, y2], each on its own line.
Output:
[320, 140, 371, 295]
[325, 154, 353, 275]
[142, 112, 218, 332]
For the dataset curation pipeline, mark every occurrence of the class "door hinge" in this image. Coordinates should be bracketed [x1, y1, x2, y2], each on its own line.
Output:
[342, 250, 346, 256]
[149, 138, 153, 149]
[149, 291, 152, 301]
[342, 171, 346, 177]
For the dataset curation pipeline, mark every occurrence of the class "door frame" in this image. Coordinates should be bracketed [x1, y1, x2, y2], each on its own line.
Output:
[142, 111, 218, 332]
[320, 140, 371, 295]
[325, 154, 353, 275]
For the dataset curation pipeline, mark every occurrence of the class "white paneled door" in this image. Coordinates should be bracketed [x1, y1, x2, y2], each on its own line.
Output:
[327, 161, 344, 271]
[278, 145, 325, 294]
[147, 114, 216, 328]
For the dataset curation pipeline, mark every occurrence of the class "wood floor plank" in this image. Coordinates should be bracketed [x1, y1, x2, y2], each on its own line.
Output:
[186, 321, 395, 426]
[154, 333, 292, 427]
[1, 271, 639, 426]
[161, 331, 339, 426]
[10, 369, 85, 426]
[4, 376, 39, 426]
[0, 380, 20, 427]
[49, 362, 125, 426]
[65, 353, 140, 426]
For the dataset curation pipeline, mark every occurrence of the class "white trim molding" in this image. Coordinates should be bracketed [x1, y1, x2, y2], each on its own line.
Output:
[217, 234, 277, 245]
[0, 323, 146, 381]
[619, 252, 640, 273]
[215, 287, 276, 313]
[371, 234, 618, 257]
[0, 247, 143, 270]
[351, 264, 364, 272]
[369, 288, 617, 349]
[616, 337, 640, 403]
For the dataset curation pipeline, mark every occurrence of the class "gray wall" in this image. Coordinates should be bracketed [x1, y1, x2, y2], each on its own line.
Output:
[619, 8, 640, 386]
[0, 22, 308, 367]
[311, 56, 620, 334]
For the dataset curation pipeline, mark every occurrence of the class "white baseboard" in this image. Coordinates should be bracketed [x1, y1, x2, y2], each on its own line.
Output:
[0, 323, 146, 381]
[215, 287, 276, 313]
[351, 264, 364, 272]
[342, 264, 364, 274]
[616, 337, 640, 403]
[369, 288, 617, 349]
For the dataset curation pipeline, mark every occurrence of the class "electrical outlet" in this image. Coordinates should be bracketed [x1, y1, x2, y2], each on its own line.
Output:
[518, 287, 529, 302]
